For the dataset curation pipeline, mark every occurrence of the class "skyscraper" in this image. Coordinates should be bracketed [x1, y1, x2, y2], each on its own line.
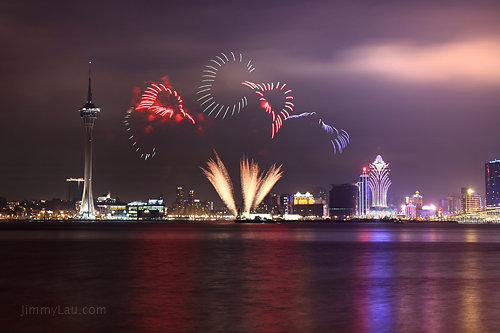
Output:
[172, 186, 185, 216]
[461, 187, 482, 214]
[329, 184, 357, 219]
[356, 167, 369, 217]
[485, 160, 500, 208]
[369, 154, 391, 207]
[78, 63, 100, 220]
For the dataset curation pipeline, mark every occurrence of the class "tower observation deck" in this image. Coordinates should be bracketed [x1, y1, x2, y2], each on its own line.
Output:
[77, 62, 100, 220]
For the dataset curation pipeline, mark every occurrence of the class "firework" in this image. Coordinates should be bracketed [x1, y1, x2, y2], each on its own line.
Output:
[124, 107, 158, 160]
[242, 81, 294, 138]
[137, 83, 195, 124]
[125, 81, 196, 161]
[285, 111, 350, 155]
[286, 111, 316, 119]
[202, 153, 283, 216]
[197, 52, 254, 119]
[319, 119, 350, 154]
[253, 163, 283, 210]
[200, 151, 237, 216]
[240, 157, 263, 213]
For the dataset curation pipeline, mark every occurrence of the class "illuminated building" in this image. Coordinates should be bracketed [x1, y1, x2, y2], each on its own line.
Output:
[128, 198, 165, 220]
[185, 189, 195, 215]
[485, 160, 500, 208]
[77, 63, 100, 220]
[405, 203, 416, 218]
[460, 188, 482, 214]
[172, 186, 185, 216]
[258, 193, 280, 215]
[293, 192, 314, 205]
[369, 154, 391, 207]
[280, 193, 293, 215]
[439, 197, 460, 216]
[95, 193, 127, 220]
[411, 191, 423, 210]
[419, 205, 437, 218]
[311, 186, 327, 201]
[356, 167, 369, 217]
[294, 192, 326, 218]
[329, 184, 357, 219]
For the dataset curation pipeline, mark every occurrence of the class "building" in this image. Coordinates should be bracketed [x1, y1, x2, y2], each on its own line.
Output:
[293, 192, 326, 218]
[356, 167, 369, 217]
[172, 186, 185, 216]
[128, 198, 165, 220]
[486, 160, 500, 208]
[259, 193, 280, 215]
[439, 197, 460, 216]
[405, 203, 417, 219]
[185, 189, 195, 215]
[461, 188, 482, 214]
[406, 191, 423, 217]
[293, 192, 314, 205]
[280, 193, 293, 215]
[77, 63, 100, 220]
[369, 154, 391, 207]
[311, 186, 327, 201]
[410, 191, 423, 210]
[329, 183, 357, 219]
[95, 193, 127, 220]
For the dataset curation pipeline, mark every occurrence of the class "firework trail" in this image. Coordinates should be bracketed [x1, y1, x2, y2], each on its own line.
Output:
[240, 157, 263, 214]
[242, 81, 294, 138]
[124, 107, 157, 160]
[286, 112, 350, 154]
[200, 151, 237, 216]
[197, 52, 254, 119]
[319, 119, 350, 154]
[253, 163, 283, 210]
[286, 111, 316, 119]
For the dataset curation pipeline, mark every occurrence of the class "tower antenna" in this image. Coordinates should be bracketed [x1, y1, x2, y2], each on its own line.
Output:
[87, 61, 93, 104]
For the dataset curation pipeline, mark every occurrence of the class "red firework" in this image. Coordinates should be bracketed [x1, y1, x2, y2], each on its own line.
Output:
[136, 83, 195, 124]
[242, 81, 294, 138]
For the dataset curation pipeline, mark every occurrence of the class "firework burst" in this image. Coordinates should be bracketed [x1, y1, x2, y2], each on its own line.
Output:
[137, 83, 195, 123]
[318, 119, 350, 154]
[242, 81, 294, 138]
[200, 151, 237, 216]
[202, 153, 283, 216]
[285, 112, 350, 155]
[125, 81, 196, 160]
[197, 52, 254, 119]
[240, 157, 263, 213]
[253, 163, 283, 209]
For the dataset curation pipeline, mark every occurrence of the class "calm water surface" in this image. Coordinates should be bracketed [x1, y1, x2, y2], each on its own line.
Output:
[1, 221, 500, 332]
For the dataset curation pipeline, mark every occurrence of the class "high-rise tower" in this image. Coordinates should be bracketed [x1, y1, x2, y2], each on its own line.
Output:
[356, 167, 369, 217]
[369, 154, 391, 207]
[485, 160, 500, 208]
[78, 62, 100, 220]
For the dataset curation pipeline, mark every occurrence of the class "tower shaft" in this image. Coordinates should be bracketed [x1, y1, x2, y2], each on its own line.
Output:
[79, 117, 96, 219]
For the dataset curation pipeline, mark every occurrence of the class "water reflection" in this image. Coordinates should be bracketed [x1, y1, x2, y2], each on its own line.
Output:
[3, 222, 500, 331]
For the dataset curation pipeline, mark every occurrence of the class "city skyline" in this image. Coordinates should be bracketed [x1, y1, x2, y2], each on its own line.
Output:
[2, 1, 500, 206]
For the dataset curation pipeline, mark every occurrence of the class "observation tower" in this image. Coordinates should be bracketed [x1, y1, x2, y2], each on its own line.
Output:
[77, 62, 100, 220]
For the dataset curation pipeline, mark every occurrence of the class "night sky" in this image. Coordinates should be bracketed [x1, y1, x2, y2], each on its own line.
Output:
[2, 0, 500, 207]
